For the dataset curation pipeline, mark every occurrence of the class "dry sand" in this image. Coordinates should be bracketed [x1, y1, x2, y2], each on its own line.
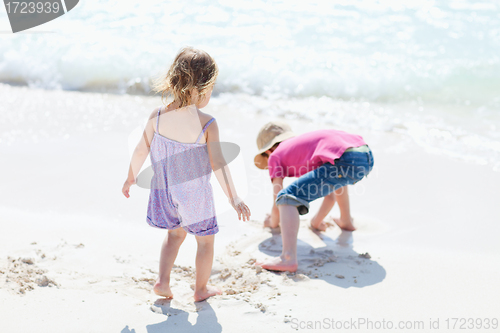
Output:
[1, 83, 499, 332]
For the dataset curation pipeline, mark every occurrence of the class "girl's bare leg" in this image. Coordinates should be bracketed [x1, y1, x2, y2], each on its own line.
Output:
[154, 228, 187, 298]
[257, 204, 299, 272]
[310, 191, 336, 231]
[193, 234, 221, 302]
[332, 186, 355, 231]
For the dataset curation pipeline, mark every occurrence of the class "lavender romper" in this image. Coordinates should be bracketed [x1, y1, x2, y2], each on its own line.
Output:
[146, 107, 218, 236]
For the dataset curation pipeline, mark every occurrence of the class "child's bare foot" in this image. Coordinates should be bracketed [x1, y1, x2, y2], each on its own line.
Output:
[333, 217, 356, 231]
[256, 256, 298, 272]
[194, 285, 221, 302]
[153, 278, 173, 298]
[310, 219, 334, 232]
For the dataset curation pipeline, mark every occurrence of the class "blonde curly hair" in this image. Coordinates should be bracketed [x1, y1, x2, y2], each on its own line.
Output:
[152, 47, 219, 108]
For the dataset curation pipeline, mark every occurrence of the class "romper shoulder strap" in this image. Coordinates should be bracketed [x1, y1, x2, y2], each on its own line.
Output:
[156, 107, 161, 133]
[195, 118, 215, 143]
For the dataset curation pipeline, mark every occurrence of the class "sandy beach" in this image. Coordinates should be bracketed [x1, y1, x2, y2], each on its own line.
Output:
[0, 83, 499, 332]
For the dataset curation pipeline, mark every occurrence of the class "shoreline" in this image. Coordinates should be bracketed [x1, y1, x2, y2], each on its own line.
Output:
[1, 82, 498, 174]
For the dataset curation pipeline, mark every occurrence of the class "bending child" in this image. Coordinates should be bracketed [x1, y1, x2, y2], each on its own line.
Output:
[254, 121, 373, 272]
[122, 47, 251, 301]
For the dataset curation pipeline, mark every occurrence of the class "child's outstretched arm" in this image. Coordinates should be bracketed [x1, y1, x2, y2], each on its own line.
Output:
[264, 177, 283, 228]
[206, 119, 251, 221]
[122, 108, 157, 198]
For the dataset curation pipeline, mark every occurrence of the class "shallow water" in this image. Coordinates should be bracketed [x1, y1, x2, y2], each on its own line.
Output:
[1, 0, 499, 170]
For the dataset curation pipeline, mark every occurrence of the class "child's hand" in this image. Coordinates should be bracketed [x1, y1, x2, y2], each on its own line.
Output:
[122, 179, 135, 198]
[229, 197, 251, 222]
[263, 213, 272, 228]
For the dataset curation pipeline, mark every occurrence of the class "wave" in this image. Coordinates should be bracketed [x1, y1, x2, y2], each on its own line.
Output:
[1, 0, 499, 107]
[1, 49, 500, 108]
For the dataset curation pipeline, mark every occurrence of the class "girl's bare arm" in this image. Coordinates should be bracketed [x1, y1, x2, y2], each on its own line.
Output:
[206, 119, 251, 221]
[122, 109, 157, 197]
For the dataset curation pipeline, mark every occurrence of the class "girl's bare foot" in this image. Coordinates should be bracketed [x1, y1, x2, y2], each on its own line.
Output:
[333, 217, 356, 231]
[194, 285, 222, 302]
[310, 219, 334, 232]
[153, 278, 173, 298]
[256, 256, 298, 272]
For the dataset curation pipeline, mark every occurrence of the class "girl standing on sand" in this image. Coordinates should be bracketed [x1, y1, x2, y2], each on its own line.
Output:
[122, 47, 251, 301]
[254, 121, 373, 272]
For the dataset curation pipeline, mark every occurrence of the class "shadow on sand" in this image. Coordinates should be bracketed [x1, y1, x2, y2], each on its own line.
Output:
[258, 229, 386, 288]
[121, 299, 222, 333]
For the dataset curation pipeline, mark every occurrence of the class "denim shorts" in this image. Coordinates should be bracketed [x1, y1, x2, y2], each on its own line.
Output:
[275, 149, 374, 215]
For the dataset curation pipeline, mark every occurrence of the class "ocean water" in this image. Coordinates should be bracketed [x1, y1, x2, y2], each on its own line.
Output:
[1, 0, 499, 170]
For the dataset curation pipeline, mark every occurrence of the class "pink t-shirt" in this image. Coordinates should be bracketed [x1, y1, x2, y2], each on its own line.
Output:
[267, 129, 367, 179]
